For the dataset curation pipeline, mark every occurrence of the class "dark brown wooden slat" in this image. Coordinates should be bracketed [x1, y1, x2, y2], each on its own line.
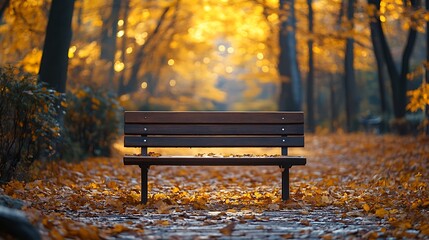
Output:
[124, 136, 304, 147]
[124, 111, 304, 124]
[123, 155, 306, 166]
[124, 124, 304, 135]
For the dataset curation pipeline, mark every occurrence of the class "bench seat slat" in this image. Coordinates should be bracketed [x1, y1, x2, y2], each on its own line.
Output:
[125, 111, 303, 124]
[122, 111, 306, 204]
[124, 124, 304, 135]
[123, 155, 306, 166]
[124, 136, 304, 147]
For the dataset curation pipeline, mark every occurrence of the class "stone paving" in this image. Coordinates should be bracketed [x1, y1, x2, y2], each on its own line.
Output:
[76, 207, 392, 239]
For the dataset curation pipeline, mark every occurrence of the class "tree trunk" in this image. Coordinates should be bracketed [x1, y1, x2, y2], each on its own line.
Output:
[0, 0, 9, 21]
[368, 0, 419, 125]
[425, 0, 429, 135]
[118, 6, 171, 96]
[38, 0, 74, 160]
[343, 0, 358, 132]
[368, 0, 388, 126]
[278, 0, 302, 111]
[306, 0, 315, 132]
[100, 0, 121, 89]
[118, 0, 183, 96]
[38, 0, 75, 93]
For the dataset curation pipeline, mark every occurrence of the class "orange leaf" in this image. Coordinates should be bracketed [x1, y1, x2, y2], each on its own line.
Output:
[375, 208, 388, 218]
[50, 229, 64, 240]
[363, 203, 370, 212]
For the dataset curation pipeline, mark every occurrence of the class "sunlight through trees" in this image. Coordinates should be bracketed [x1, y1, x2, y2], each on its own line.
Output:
[0, 0, 428, 131]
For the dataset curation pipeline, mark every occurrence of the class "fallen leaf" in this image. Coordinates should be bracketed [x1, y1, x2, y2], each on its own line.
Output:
[375, 208, 388, 218]
[363, 203, 370, 212]
[300, 219, 310, 226]
[219, 222, 235, 236]
[267, 203, 280, 210]
[281, 233, 294, 239]
[156, 220, 170, 226]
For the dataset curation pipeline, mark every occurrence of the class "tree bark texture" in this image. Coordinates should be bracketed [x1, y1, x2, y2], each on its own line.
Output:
[368, 1, 388, 116]
[306, 0, 315, 132]
[343, 0, 358, 132]
[38, 0, 75, 93]
[278, 0, 302, 111]
[425, 0, 429, 135]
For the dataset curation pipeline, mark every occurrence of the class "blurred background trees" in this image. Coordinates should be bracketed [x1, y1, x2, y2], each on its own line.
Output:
[0, 0, 428, 134]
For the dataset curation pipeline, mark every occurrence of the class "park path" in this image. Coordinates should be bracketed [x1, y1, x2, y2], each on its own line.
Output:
[81, 207, 390, 239]
[1, 134, 427, 239]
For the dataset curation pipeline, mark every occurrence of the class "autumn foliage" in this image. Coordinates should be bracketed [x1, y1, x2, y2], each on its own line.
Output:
[0, 67, 62, 182]
[1, 134, 428, 238]
[63, 86, 121, 160]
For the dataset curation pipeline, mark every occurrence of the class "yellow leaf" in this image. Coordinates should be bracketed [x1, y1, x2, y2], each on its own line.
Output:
[172, 186, 180, 193]
[321, 195, 332, 204]
[156, 220, 170, 226]
[375, 208, 388, 218]
[155, 200, 172, 214]
[411, 202, 419, 209]
[111, 224, 129, 234]
[363, 203, 370, 212]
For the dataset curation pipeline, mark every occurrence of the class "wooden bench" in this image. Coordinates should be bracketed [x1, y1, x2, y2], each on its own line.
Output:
[123, 111, 306, 204]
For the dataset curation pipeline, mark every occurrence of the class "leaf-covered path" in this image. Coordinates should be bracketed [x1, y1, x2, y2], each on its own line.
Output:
[1, 134, 428, 239]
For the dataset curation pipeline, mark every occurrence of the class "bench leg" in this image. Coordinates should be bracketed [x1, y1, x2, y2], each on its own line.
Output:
[140, 165, 149, 204]
[281, 167, 290, 201]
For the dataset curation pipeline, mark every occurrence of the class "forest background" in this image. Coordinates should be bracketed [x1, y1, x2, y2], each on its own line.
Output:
[0, 0, 428, 134]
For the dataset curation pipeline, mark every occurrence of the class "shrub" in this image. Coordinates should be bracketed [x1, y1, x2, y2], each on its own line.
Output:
[63, 86, 121, 160]
[0, 67, 62, 183]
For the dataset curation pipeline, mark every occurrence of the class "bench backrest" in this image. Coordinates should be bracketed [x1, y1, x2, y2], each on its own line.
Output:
[124, 111, 304, 155]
